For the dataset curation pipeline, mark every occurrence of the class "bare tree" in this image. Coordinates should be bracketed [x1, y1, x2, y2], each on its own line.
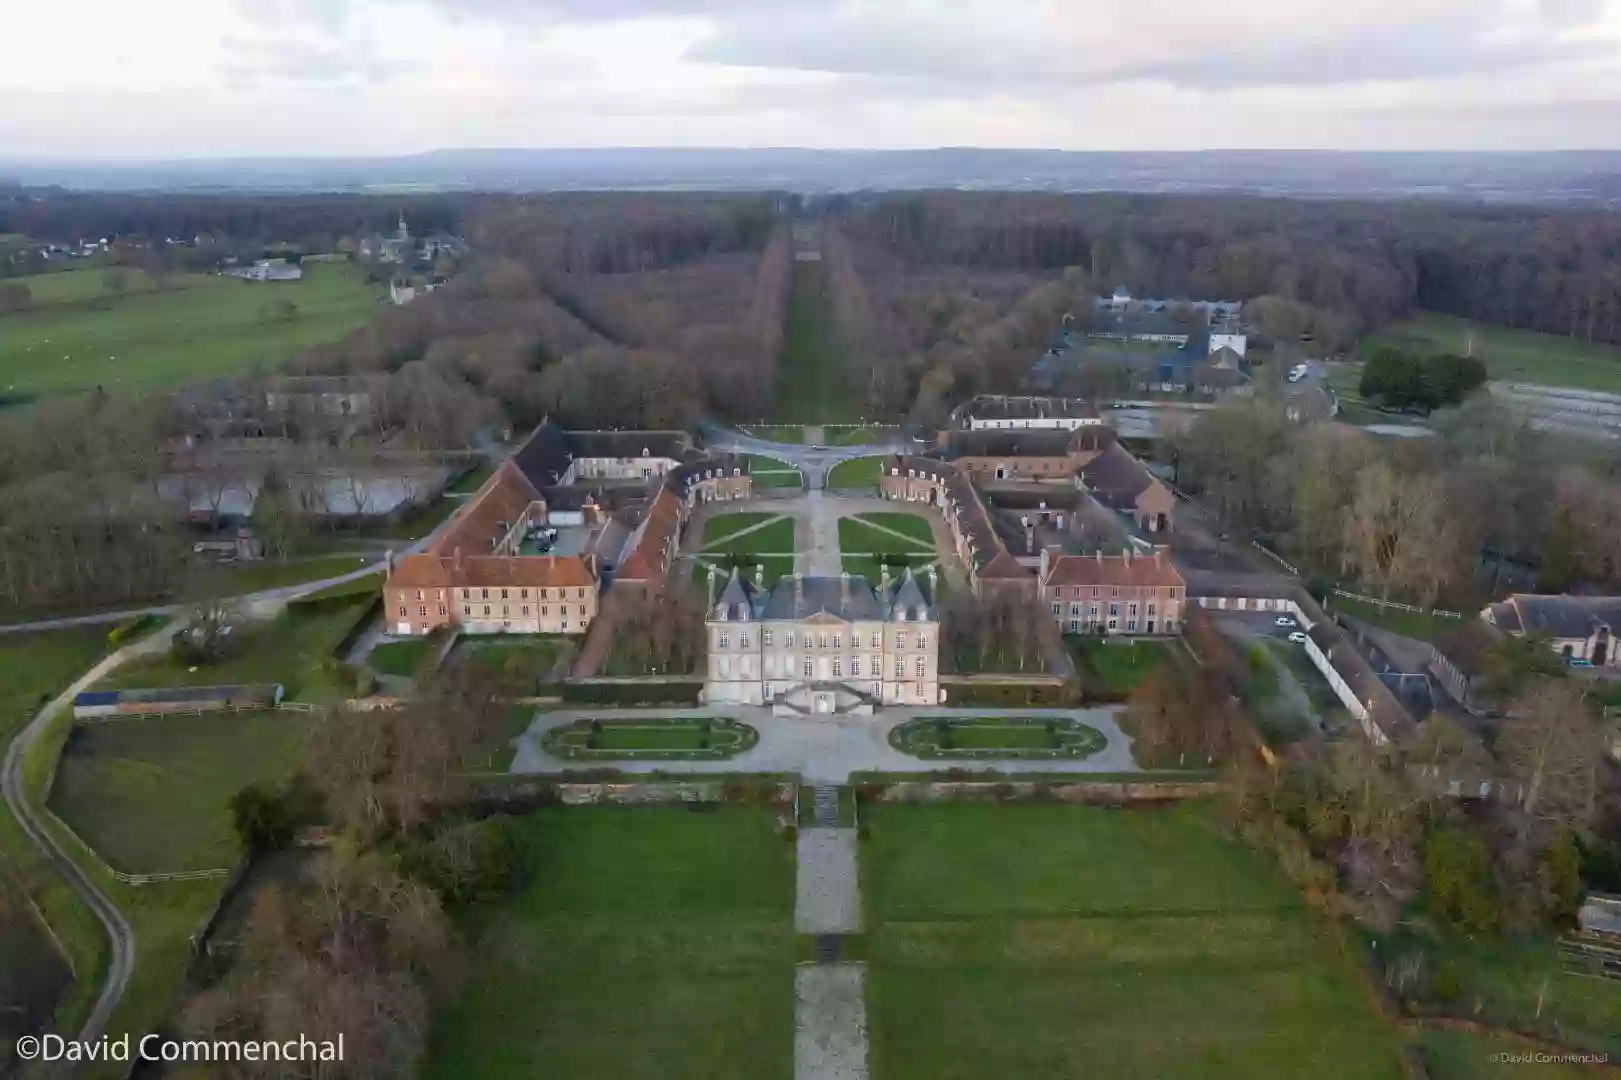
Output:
[1498, 678, 1605, 837]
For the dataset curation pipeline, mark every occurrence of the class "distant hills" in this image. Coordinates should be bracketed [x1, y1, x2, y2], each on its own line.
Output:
[3, 148, 1621, 205]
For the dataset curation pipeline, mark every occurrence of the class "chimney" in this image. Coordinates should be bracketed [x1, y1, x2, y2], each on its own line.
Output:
[1095, 549, 1103, 565]
[453, 546, 463, 572]
[384, 548, 395, 579]
[1039, 545, 1053, 582]
[755, 563, 765, 588]
[707, 564, 718, 605]
[794, 573, 804, 605]
[1153, 545, 1168, 569]
[841, 572, 851, 606]
[881, 563, 891, 589]
[928, 565, 938, 592]
[1124, 548, 1134, 565]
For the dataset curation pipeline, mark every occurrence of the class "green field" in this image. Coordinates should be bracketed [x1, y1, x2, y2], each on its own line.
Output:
[1068, 639, 1175, 696]
[826, 456, 884, 489]
[741, 424, 805, 444]
[744, 454, 803, 489]
[1329, 594, 1464, 642]
[100, 599, 372, 701]
[446, 462, 493, 495]
[0, 628, 112, 1044]
[427, 807, 794, 1080]
[0, 264, 379, 396]
[863, 802, 1407, 1080]
[220, 554, 376, 595]
[366, 638, 436, 677]
[826, 425, 893, 446]
[1414, 1030, 1598, 1080]
[773, 262, 864, 424]
[1360, 311, 1621, 394]
[455, 636, 576, 684]
[49, 710, 314, 873]
[702, 515, 794, 555]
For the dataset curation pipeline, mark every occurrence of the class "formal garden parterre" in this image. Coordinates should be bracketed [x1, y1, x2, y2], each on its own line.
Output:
[889, 715, 1106, 760]
[541, 717, 759, 760]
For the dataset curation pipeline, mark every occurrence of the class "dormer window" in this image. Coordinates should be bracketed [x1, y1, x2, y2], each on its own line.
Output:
[735, 603, 748, 620]
[716, 606, 729, 621]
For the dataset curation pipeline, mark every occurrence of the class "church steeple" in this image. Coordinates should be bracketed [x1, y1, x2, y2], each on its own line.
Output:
[396, 211, 410, 242]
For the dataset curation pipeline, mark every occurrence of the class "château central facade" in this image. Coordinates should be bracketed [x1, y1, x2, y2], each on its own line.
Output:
[705, 569, 939, 714]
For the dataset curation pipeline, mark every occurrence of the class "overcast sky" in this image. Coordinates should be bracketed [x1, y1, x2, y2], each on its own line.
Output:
[3, 0, 1620, 156]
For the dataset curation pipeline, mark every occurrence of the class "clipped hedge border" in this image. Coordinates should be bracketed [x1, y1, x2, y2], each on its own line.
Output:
[560, 680, 704, 706]
[541, 718, 759, 761]
[889, 715, 1107, 761]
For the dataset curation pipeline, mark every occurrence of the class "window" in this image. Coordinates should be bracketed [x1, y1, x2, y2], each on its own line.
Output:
[818, 634, 828, 649]
[803, 657, 814, 677]
[521, 606, 530, 616]
[520, 589, 528, 599]
[896, 632, 907, 649]
[579, 605, 586, 616]
[483, 606, 491, 617]
[578, 588, 585, 599]
[870, 632, 880, 648]
[1070, 604, 1081, 617]
[851, 657, 861, 676]
[763, 630, 773, 647]
[895, 659, 905, 678]
[916, 656, 927, 677]
[501, 589, 509, 599]
[463, 605, 471, 616]
[719, 633, 730, 649]
[1072, 587, 1081, 599]
[502, 606, 509, 618]
[1109, 603, 1119, 618]
[919, 634, 928, 649]
[833, 635, 842, 649]
[414, 590, 423, 601]
[741, 634, 750, 649]
[1051, 602, 1061, 616]
[1069, 619, 1080, 633]
[438, 605, 447, 617]
[416, 604, 426, 617]
[542, 606, 549, 616]
[785, 633, 794, 648]
[833, 659, 842, 677]
[1128, 620, 1138, 632]
[481, 588, 489, 600]
[1148, 602, 1157, 615]
[398, 606, 407, 617]
[871, 655, 880, 674]
[1128, 603, 1138, 617]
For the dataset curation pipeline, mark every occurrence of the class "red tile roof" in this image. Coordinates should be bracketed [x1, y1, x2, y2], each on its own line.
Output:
[426, 461, 541, 559]
[388, 552, 595, 590]
[614, 487, 681, 584]
[1043, 549, 1184, 589]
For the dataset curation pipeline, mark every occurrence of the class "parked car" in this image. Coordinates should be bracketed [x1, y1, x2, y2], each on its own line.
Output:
[1287, 632, 1309, 644]
[1274, 616, 1297, 628]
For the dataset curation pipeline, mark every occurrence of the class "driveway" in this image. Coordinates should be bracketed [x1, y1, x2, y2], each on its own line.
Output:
[707, 428, 919, 489]
[511, 705, 1139, 783]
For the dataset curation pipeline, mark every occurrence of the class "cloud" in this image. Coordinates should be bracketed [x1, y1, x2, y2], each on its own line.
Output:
[691, 0, 1616, 90]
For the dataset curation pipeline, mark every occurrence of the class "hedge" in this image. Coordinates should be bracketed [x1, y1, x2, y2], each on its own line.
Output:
[559, 680, 704, 706]
[329, 596, 383, 661]
[940, 681, 1079, 707]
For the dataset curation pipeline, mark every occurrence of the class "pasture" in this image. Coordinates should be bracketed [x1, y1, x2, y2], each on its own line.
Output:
[0, 264, 379, 396]
[862, 802, 1409, 1080]
[427, 807, 795, 1080]
[1360, 311, 1621, 394]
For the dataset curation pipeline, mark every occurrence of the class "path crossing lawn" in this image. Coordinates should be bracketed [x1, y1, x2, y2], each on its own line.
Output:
[701, 512, 782, 546]
[839, 514, 935, 552]
[99, 598, 373, 701]
[862, 802, 1408, 1080]
[427, 807, 795, 1080]
[219, 554, 375, 594]
[826, 457, 883, 489]
[48, 710, 315, 873]
[745, 455, 804, 489]
[702, 517, 794, 556]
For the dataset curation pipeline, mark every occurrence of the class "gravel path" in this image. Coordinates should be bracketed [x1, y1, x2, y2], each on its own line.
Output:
[795, 965, 869, 1080]
[796, 830, 862, 934]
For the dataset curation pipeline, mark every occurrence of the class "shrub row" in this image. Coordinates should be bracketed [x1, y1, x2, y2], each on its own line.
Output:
[941, 681, 1079, 707]
[559, 680, 704, 706]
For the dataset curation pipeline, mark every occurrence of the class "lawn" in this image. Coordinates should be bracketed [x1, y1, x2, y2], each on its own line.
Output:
[1068, 638, 1175, 696]
[219, 553, 376, 595]
[427, 807, 795, 1080]
[840, 555, 937, 588]
[1414, 1030, 1598, 1080]
[367, 638, 436, 677]
[455, 636, 577, 685]
[692, 555, 796, 594]
[741, 424, 805, 444]
[1329, 594, 1464, 642]
[744, 454, 803, 489]
[48, 710, 315, 874]
[863, 802, 1408, 1080]
[446, 462, 493, 494]
[841, 512, 934, 550]
[0, 628, 111, 1044]
[12, 266, 158, 304]
[826, 425, 893, 446]
[0, 264, 380, 396]
[826, 456, 883, 489]
[1360, 310, 1621, 394]
[701, 511, 783, 546]
[701, 516, 794, 555]
[100, 598, 372, 701]
[772, 261, 864, 424]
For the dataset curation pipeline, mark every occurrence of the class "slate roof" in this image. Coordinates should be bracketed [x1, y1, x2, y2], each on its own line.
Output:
[1488, 594, 1621, 639]
[567, 430, 689, 461]
[1079, 443, 1157, 502]
[427, 461, 541, 558]
[979, 487, 1085, 512]
[1431, 620, 1504, 678]
[945, 427, 1116, 460]
[714, 568, 937, 622]
[964, 396, 1100, 423]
